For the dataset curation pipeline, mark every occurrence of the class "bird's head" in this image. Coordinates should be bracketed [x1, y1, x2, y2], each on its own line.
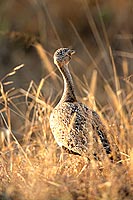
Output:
[53, 48, 75, 67]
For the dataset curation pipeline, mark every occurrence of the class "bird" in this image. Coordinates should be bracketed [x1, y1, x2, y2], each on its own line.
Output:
[50, 47, 113, 161]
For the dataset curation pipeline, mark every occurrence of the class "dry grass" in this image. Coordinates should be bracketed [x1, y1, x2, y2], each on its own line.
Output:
[0, 53, 132, 200]
[0, 1, 133, 199]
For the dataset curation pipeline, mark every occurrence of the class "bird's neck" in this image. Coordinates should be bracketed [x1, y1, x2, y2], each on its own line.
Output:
[58, 64, 77, 103]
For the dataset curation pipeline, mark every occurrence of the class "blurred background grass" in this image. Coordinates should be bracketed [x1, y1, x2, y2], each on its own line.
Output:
[0, 0, 132, 85]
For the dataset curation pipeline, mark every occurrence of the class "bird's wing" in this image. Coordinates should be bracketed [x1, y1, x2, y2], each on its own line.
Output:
[91, 110, 112, 155]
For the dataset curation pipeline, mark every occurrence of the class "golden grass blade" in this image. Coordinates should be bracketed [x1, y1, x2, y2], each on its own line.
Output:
[122, 58, 128, 78]
[0, 82, 7, 105]
[105, 83, 129, 130]
[34, 43, 55, 77]
[20, 88, 52, 110]
[26, 80, 34, 105]
[5, 71, 16, 77]
[89, 69, 97, 110]
[3, 81, 13, 86]
[1, 64, 24, 82]
[13, 64, 24, 71]
[5, 87, 15, 96]
[36, 78, 45, 100]
[90, 69, 97, 96]
[0, 112, 11, 144]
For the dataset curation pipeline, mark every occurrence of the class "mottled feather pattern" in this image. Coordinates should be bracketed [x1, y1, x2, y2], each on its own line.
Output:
[91, 111, 111, 154]
[50, 102, 91, 155]
[50, 101, 111, 157]
[50, 48, 114, 161]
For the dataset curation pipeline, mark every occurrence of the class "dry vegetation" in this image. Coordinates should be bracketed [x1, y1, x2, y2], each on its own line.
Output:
[0, 51, 132, 200]
[0, 0, 133, 200]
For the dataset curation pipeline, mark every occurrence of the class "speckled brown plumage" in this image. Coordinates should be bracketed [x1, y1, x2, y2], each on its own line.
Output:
[50, 48, 113, 160]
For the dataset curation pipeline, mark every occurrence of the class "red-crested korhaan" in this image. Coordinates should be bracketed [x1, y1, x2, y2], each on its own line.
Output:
[50, 47, 114, 161]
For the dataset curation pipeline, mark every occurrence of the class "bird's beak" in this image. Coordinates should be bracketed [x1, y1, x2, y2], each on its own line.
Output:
[70, 49, 76, 55]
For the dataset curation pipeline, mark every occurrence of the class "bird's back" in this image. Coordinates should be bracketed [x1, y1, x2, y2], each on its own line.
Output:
[50, 101, 111, 157]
